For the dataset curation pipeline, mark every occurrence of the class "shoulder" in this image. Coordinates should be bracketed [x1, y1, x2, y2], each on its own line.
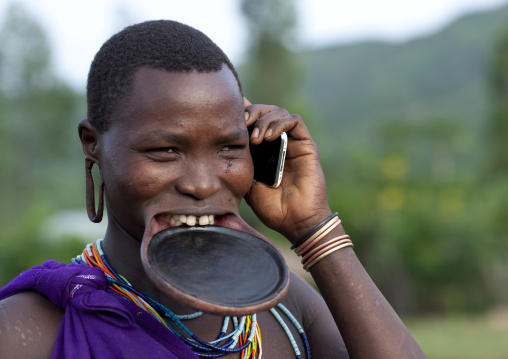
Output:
[0, 291, 63, 359]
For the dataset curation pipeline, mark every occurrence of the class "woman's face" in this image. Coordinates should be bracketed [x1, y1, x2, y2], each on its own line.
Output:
[98, 66, 254, 240]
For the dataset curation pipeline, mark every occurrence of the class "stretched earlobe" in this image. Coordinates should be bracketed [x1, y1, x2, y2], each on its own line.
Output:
[85, 156, 104, 223]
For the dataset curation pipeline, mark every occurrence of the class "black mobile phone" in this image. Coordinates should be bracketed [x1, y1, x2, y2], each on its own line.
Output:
[248, 127, 288, 188]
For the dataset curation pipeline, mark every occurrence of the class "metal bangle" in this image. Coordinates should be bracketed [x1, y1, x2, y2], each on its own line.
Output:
[290, 212, 338, 250]
[304, 242, 354, 271]
[295, 218, 341, 256]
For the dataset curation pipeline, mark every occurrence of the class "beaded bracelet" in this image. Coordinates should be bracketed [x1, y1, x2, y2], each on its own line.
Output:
[295, 217, 341, 256]
[304, 242, 354, 271]
[290, 212, 339, 250]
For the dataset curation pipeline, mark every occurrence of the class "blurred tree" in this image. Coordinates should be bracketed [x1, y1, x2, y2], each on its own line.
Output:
[327, 115, 500, 314]
[488, 25, 508, 178]
[481, 22, 508, 306]
[238, 0, 327, 227]
[239, 0, 299, 107]
[0, 4, 85, 220]
[0, 3, 86, 285]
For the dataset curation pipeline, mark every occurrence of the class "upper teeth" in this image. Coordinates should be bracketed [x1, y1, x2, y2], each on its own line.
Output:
[169, 214, 215, 227]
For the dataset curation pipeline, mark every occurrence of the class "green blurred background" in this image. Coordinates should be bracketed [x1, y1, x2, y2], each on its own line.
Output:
[1, 1, 508, 357]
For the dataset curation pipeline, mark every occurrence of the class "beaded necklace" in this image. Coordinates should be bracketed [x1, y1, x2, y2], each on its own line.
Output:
[73, 239, 311, 359]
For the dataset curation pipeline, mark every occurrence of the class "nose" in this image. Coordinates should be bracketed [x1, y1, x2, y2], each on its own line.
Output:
[175, 159, 222, 200]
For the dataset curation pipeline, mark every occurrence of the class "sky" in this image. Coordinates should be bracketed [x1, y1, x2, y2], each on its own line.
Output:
[1, 0, 507, 90]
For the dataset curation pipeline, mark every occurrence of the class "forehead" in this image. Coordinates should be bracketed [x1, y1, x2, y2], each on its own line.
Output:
[110, 66, 244, 130]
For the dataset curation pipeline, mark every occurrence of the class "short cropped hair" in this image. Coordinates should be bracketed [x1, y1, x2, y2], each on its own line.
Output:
[87, 20, 242, 133]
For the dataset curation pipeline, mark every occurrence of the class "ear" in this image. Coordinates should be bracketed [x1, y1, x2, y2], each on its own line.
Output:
[78, 119, 101, 162]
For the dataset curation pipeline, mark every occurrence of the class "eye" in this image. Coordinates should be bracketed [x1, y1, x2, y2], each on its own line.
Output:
[218, 145, 246, 159]
[146, 147, 179, 161]
[221, 145, 244, 152]
[147, 147, 176, 153]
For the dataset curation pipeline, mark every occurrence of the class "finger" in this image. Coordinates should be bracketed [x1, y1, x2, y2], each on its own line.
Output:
[262, 114, 302, 141]
[248, 115, 294, 146]
[251, 113, 313, 147]
[245, 104, 279, 127]
[249, 108, 290, 143]
[244, 180, 282, 210]
[243, 97, 252, 122]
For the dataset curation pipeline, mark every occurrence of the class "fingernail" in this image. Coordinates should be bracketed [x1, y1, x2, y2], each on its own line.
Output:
[251, 127, 259, 139]
[245, 111, 249, 121]
[265, 129, 273, 138]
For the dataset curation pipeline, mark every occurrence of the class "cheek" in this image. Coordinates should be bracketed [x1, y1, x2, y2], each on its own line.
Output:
[223, 157, 254, 198]
[102, 158, 166, 203]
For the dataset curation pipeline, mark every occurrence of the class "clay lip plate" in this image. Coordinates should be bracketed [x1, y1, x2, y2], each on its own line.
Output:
[141, 225, 290, 316]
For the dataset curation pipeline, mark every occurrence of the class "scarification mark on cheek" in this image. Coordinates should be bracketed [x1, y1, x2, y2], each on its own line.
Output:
[225, 160, 233, 173]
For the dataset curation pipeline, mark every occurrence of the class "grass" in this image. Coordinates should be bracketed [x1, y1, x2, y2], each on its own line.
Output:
[405, 310, 508, 359]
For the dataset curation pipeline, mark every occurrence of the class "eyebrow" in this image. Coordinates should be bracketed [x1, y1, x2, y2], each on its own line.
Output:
[135, 127, 247, 144]
[135, 130, 181, 143]
[214, 127, 248, 143]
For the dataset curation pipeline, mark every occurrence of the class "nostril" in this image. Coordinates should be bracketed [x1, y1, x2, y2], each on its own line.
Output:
[175, 169, 221, 200]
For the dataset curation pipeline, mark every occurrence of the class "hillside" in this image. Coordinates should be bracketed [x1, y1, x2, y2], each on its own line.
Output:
[302, 4, 508, 156]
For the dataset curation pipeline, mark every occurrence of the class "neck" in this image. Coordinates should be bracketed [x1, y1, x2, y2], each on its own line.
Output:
[100, 212, 199, 313]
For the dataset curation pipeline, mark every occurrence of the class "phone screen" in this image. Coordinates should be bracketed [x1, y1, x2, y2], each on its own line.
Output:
[248, 127, 287, 188]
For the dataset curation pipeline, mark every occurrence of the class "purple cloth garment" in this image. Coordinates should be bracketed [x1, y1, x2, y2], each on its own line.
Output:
[0, 260, 198, 359]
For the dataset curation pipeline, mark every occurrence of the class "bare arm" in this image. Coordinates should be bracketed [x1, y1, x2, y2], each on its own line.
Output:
[0, 292, 63, 359]
[311, 243, 425, 357]
[244, 100, 425, 358]
[285, 271, 350, 358]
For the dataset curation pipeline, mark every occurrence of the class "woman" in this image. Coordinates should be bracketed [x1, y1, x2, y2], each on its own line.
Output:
[0, 20, 425, 358]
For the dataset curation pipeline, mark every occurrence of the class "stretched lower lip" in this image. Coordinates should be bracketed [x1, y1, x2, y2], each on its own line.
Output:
[139, 217, 290, 316]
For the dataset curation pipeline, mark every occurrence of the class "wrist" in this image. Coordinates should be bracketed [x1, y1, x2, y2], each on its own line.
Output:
[290, 212, 353, 271]
[285, 209, 334, 244]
